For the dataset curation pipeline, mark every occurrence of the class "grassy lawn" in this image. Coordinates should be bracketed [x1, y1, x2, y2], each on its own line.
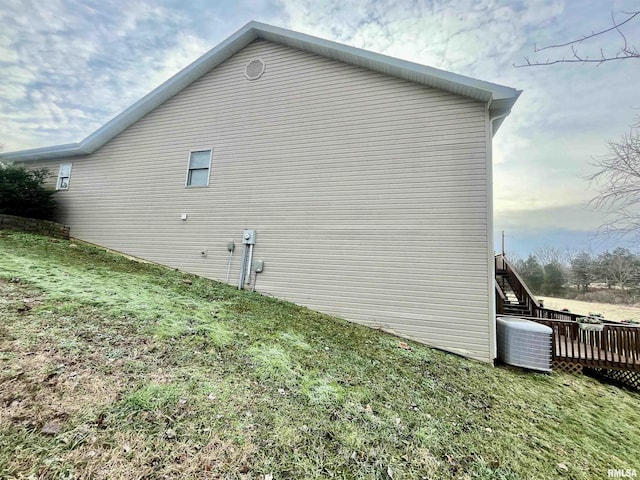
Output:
[537, 296, 640, 323]
[0, 232, 638, 479]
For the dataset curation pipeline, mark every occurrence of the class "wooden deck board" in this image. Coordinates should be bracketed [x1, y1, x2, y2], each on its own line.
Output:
[554, 334, 640, 370]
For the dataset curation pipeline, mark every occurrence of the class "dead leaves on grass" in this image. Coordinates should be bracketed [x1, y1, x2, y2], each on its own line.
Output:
[17, 296, 41, 312]
[0, 335, 259, 478]
[1, 349, 123, 431]
[59, 431, 257, 479]
[0, 280, 125, 435]
[40, 422, 62, 435]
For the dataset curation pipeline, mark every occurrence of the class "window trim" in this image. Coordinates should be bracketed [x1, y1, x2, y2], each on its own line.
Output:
[184, 148, 213, 188]
[56, 163, 72, 190]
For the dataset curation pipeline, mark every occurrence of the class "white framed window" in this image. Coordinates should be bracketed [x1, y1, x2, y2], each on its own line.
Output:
[185, 149, 212, 187]
[57, 163, 72, 190]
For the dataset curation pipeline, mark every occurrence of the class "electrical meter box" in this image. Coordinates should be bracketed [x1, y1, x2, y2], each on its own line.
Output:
[242, 229, 256, 245]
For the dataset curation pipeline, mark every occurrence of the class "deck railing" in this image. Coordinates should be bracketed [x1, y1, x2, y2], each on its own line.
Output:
[530, 317, 640, 371]
[495, 254, 540, 316]
[534, 307, 582, 322]
[495, 281, 506, 316]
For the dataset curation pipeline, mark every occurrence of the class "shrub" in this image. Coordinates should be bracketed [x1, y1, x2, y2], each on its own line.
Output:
[0, 163, 57, 220]
[577, 315, 603, 325]
[574, 289, 632, 305]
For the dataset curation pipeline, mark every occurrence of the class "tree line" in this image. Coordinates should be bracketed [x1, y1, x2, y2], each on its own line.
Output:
[510, 246, 640, 303]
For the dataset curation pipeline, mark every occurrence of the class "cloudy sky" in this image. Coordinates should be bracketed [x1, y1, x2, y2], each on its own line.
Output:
[1, 0, 638, 256]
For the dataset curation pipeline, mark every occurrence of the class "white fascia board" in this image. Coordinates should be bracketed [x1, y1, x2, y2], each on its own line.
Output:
[1, 143, 86, 162]
[252, 22, 518, 104]
[2, 21, 520, 162]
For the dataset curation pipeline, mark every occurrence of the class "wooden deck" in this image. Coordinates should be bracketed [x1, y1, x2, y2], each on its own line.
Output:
[495, 254, 640, 388]
[556, 335, 638, 365]
[534, 318, 640, 371]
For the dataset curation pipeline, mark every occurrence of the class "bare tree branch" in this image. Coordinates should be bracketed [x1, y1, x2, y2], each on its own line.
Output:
[514, 11, 639, 67]
[536, 11, 639, 51]
[613, 11, 631, 54]
[533, 245, 564, 266]
[588, 120, 640, 241]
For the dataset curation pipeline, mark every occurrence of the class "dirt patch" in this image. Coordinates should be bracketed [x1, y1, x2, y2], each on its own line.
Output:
[0, 280, 126, 432]
[58, 432, 256, 479]
[537, 296, 640, 322]
[1, 349, 124, 429]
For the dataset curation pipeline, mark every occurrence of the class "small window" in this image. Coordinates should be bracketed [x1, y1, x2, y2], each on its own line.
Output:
[186, 150, 212, 187]
[57, 163, 72, 190]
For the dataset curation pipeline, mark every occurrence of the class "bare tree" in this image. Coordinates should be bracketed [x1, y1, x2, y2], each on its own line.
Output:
[589, 121, 640, 241]
[597, 248, 639, 291]
[515, 11, 639, 67]
[514, 12, 640, 240]
[571, 251, 597, 292]
[533, 245, 564, 266]
[504, 250, 522, 265]
[561, 246, 581, 265]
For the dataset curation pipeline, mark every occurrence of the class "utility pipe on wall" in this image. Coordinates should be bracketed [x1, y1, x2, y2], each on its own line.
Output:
[238, 243, 248, 289]
[245, 243, 254, 285]
[238, 229, 256, 290]
[226, 241, 235, 283]
[252, 260, 264, 292]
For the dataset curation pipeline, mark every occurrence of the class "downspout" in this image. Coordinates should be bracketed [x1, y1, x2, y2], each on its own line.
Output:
[486, 100, 512, 363]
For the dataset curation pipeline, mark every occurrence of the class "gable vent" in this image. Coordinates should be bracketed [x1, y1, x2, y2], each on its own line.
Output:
[245, 59, 266, 80]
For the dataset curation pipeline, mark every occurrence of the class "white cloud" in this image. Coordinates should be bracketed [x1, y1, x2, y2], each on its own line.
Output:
[0, 0, 215, 150]
[496, 202, 607, 232]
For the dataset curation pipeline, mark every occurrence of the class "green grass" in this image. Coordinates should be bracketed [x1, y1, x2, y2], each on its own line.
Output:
[0, 231, 639, 479]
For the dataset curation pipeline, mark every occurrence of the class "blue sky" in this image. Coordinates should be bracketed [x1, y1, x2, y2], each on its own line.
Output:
[1, 0, 638, 257]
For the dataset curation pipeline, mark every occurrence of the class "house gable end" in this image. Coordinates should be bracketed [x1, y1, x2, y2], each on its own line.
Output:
[1, 21, 518, 162]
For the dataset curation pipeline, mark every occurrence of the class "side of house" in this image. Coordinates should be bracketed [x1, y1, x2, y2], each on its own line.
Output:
[4, 24, 519, 363]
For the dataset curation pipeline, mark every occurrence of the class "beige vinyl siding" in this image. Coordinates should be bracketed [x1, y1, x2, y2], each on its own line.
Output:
[30, 39, 492, 361]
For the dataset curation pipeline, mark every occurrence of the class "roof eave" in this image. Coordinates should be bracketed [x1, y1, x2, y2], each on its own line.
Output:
[1, 21, 520, 162]
[253, 21, 517, 104]
[490, 90, 522, 135]
[0, 143, 87, 162]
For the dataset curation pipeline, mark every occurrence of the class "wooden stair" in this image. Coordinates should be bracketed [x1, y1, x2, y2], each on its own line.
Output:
[495, 269, 530, 316]
[494, 255, 539, 317]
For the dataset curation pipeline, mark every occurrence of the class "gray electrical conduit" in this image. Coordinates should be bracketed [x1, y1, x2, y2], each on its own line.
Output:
[238, 243, 248, 289]
[245, 243, 254, 285]
[225, 241, 235, 283]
